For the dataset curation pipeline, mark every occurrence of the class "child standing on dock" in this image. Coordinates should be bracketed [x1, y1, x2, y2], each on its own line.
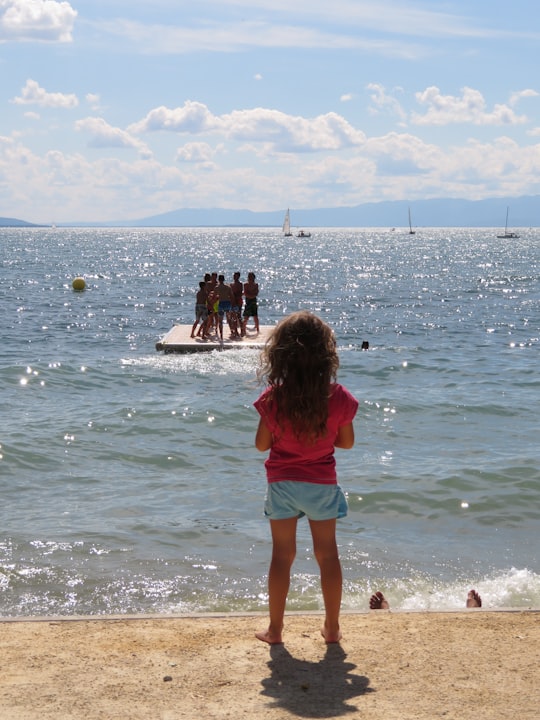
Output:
[253, 311, 358, 645]
[200, 283, 218, 338]
[215, 274, 235, 340]
[242, 271, 259, 335]
[190, 281, 208, 338]
[230, 272, 243, 337]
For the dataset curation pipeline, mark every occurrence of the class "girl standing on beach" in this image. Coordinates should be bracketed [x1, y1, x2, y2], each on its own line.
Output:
[254, 311, 358, 644]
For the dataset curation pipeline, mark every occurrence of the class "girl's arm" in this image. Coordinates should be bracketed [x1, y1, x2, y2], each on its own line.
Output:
[334, 422, 355, 449]
[255, 418, 273, 451]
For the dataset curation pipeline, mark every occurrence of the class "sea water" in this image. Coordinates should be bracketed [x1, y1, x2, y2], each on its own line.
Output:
[1, 226, 539, 616]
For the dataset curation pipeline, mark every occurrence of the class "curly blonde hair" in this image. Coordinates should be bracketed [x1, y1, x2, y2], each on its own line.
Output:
[257, 311, 339, 441]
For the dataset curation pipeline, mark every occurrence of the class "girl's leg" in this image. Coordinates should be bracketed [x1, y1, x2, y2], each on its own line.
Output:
[256, 517, 297, 644]
[308, 518, 342, 643]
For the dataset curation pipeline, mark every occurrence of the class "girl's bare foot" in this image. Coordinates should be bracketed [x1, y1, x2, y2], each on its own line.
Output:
[321, 625, 342, 644]
[369, 591, 390, 610]
[255, 628, 283, 645]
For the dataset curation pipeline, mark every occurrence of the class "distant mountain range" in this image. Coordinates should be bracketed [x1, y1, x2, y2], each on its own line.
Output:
[0, 217, 46, 228]
[2, 195, 540, 228]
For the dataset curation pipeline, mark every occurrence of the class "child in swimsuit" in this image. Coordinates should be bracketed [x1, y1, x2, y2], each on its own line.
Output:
[242, 272, 259, 335]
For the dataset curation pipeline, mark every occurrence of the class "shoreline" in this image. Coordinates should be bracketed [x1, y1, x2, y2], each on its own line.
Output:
[1, 611, 538, 719]
[1, 605, 539, 623]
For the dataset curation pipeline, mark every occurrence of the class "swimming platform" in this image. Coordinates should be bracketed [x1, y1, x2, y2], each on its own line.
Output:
[155, 324, 273, 353]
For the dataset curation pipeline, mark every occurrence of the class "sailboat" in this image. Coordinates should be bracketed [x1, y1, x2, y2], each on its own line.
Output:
[282, 208, 311, 237]
[408, 207, 415, 235]
[497, 207, 520, 238]
[282, 208, 292, 237]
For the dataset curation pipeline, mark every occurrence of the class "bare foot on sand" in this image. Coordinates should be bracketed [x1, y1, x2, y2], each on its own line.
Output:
[369, 591, 390, 610]
[321, 626, 342, 644]
[466, 589, 482, 608]
[255, 629, 283, 645]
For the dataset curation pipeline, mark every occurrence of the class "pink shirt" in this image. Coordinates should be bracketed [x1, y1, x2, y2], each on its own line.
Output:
[254, 383, 358, 484]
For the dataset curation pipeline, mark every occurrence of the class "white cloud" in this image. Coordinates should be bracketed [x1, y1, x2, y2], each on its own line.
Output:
[3, 124, 540, 223]
[367, 83, 406, 122]
[411, 86, 528, 126]
[0, 0, 77, 43]
[85, 93, 103, 112]
[360, 132, 442, 186]
[203, 0, 499, 40]
[129, 102, 366, 152]
[94, 1, 513, 59]
[176, 142, 217, 164]
[129, 101, 215, 134]
[0, 134, 182, 221]
[509, 89, 539, 107]
[97, 17, 423, 59]
[11, 79, 78, 108]
[309, 131, 540, 205]
[75, 117, 152, 158]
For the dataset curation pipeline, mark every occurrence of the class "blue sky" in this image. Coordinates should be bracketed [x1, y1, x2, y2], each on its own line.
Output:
[1, 0, 540, 223]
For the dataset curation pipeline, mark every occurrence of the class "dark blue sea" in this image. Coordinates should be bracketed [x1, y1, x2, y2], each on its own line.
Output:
[1, 226, 539, 616]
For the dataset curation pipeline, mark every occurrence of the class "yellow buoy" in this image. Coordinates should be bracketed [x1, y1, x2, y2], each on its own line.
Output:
[72, 277, 86, 291]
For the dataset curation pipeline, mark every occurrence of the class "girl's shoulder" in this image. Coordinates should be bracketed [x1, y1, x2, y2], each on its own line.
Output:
[330, 382, 353, 396]
[330, 383, 359, 411]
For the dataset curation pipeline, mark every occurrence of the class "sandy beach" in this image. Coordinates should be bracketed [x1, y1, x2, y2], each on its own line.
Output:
[1, 610, 538, 719]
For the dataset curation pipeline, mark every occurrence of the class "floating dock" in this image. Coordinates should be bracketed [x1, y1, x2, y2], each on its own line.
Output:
[155, 324, 274, 353]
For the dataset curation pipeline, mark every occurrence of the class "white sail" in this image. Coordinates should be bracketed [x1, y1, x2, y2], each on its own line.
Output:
[408, 207, 415, 235]
[283, 208, 292, 236]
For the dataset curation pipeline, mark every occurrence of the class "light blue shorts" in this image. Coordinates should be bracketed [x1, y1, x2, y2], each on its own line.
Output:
[264, 481, 348, 521]
[195, 304, 208, 321]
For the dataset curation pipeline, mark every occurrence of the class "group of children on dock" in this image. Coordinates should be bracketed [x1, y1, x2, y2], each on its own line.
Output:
[191, 271, 259, 340]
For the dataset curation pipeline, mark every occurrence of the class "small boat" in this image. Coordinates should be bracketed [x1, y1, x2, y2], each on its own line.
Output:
[282, 208, 292, 237]
[296, 229, 311, 238]
[408, 207, 415, 235]
[497, 207, 520, 238]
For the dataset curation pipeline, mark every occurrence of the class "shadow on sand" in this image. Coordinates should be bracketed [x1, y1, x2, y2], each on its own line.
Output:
[260, 643, 373, 717]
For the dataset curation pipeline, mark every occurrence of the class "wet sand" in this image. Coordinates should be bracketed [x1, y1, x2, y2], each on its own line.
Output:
[1, 610, 538, 719]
